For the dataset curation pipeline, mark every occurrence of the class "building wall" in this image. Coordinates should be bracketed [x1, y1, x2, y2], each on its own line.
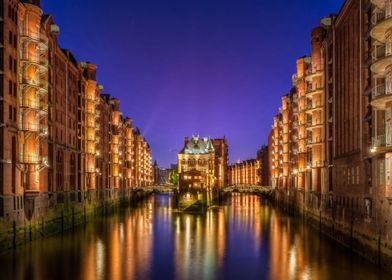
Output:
[178, 136, 218, 189]
[257, 145, 270, 186]
[212, 138, 228, 188]
[178, 153, 215, 188]
[0, 0, 154, 227]
[268, 0, 392, 269]
[228, 159, 260, 186]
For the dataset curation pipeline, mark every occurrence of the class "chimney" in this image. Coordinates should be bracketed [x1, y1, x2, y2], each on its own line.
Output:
[184, 136, 189, 146]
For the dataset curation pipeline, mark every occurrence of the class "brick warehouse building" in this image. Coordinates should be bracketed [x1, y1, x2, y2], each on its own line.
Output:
[228, 159, 260, 186]
[0, 0, 153, 226]
[257, 145, 270, 186]
[267, 0, 392, 269]
[178, 136, 228, 189]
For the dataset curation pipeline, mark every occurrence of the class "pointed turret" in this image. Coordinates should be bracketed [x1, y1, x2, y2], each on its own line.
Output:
[206, 138, 214, 151]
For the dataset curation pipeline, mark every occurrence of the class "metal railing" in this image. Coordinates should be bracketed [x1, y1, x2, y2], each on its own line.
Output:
[19, 154, 41, 164]
[372, 134, 392, 148]
[306, 137, 323, 145]
[20, 98, 39, 110]
[20, 123, 39, 132]
[372, 6, 392, 26]
[372, 45, 389, 62]
[372, 83, 392, 99]
[20, 29, 49, 45]
[20, 78, 49, 91]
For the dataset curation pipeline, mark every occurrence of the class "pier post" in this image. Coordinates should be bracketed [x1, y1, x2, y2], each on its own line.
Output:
[12, 221, 16, 248]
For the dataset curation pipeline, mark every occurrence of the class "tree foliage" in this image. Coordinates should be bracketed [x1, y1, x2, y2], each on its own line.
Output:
[170, 168, 179, 185]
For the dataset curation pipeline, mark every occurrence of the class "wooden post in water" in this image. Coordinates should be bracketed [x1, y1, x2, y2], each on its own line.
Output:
[29, 222, 32, 241]
[72, 207, 75, 230]
[12, 221, 16, 248]
[61, 209, 64, 232]
[84, 205, 87, 224]
[41, 218, 44, 237]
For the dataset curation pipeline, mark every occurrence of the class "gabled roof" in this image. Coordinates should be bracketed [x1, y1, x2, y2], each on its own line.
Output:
[180, 136, 214, 155]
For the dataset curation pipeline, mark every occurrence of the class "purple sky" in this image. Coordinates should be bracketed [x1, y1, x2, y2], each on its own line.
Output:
[42, 0, 343, 167]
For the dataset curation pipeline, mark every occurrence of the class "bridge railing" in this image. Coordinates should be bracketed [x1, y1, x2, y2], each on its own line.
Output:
[223, 185, 273, 193]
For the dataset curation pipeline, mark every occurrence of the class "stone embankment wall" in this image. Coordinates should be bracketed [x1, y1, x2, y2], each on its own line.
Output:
[0, 190, 151, 251]
[271, 189, 392, 273]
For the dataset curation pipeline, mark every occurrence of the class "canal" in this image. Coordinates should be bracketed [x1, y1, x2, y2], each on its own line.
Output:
[0, 193, 390, 280]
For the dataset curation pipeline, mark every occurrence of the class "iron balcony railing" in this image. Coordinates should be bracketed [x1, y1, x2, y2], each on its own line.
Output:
[372, 44, 392, 62]
[307, 138, 323, 145]
[372, 134, 392, 148]
[20, 29, 49, 45]
[372, 6, 392, 26]
[20, 123, 39, 132]
[372, 83, 392, 99]
[21, 78, 49, 91]
[19, 154, 45, 164]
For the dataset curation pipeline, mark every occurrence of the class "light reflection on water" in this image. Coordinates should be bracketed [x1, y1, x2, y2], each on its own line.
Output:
[0, 193, 390, 280]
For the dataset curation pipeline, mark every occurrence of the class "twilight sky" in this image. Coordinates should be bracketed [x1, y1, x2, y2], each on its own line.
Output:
[42, 0, 343, 167]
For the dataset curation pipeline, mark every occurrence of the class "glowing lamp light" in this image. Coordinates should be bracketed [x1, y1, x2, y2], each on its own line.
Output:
[370, 147, 377, 153]
[306, 165, 311, 170]
[293, 169, 298, 175]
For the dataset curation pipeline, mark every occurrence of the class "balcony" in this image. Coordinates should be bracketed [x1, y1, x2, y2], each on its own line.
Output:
[38, 126, 49, 138]
[20, 29, 49, 50]
[371, 83, 392, 109]
[306, 137, 323, 146]
[40, 103, 49, 114]
[20, 54, 48, 73]
[306, 121, 324, 130]
[20, 123, 39, 132]
[371, 0, 386, 8]
[305, 68, 323, 81]
[19, 153, 42, 164]
[372, 134, 392, 152]
[306, 102, 323, 113]
[306, 86, 323, 96]
[371, 44, 392, 74]
[20, 98, 39, 111]
[20, 78, 49, 95]
[370, 7, 392, 42]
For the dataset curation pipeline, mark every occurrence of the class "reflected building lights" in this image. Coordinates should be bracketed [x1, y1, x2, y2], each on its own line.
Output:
[0, 194, 386, 280]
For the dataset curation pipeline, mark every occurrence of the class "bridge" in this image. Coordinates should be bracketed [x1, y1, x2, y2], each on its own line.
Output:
[134, 185, 178, 193]
[134, 185, 274, 196]
[222, 185, 274, 195]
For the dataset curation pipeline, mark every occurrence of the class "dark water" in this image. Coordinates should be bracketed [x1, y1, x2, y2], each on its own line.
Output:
[0, 194, 390, 280]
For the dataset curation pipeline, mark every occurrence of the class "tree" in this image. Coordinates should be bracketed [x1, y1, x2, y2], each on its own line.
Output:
[170, 168, 179, 185]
